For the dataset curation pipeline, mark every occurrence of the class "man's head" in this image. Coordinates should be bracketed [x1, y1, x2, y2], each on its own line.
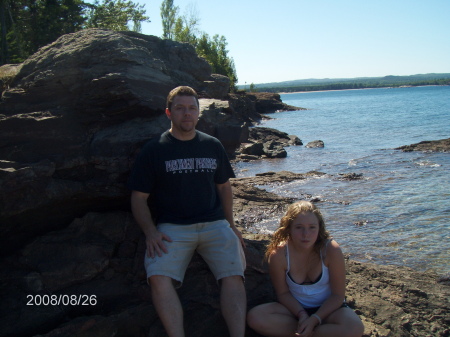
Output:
[165, 86, 200, 140]
[166, 86, 199, 112]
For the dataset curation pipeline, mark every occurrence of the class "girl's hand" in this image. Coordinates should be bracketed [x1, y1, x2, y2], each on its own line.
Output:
[294, 310, 310, 336]
[295, 315, 319, 337]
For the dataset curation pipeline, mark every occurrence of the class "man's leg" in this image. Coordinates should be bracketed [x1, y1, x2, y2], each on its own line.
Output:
[149, 275, 184, 337]
[220, 275, 247, 337]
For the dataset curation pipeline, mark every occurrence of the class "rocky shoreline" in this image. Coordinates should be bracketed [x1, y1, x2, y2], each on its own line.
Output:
[1, 171, 448, 337]
[1, 29, 449, 336]
[396, 138, 450, 152]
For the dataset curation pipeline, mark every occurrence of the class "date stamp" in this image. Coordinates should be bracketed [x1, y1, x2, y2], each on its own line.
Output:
[26, 294, 97, 306]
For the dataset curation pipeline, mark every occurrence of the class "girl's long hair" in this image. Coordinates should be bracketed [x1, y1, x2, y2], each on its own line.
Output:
[265, 201, 330, 260]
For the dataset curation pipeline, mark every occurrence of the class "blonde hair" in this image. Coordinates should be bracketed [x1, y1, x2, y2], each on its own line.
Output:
[265, 201, 330, 260]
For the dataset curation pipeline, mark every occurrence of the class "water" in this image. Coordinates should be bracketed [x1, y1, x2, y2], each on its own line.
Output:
[234, 86, 450, 276]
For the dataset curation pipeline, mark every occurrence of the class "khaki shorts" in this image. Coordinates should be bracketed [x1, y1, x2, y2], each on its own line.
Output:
[144, 220, 246, 285]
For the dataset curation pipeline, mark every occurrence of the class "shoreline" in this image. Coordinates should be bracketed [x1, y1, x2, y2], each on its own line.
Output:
[277, 84, 448, 95]
[232, 165, 450, 279]
[233, 125, 450, 278]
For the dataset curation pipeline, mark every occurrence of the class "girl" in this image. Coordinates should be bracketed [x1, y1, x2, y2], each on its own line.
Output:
[247, 201, 364, 337]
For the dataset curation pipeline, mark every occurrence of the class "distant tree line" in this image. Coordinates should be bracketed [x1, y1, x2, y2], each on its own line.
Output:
[0, 0, 149, 65]
[160, 0, 238, 91]
[250, 77, 450, 93]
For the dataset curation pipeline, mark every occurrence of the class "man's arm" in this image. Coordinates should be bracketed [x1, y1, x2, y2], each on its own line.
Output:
[216, 180, 246, 248]
[130, 190, 172, 257]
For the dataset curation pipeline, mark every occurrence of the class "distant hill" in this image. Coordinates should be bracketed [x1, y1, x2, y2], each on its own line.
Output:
[239, 73, 450, 93]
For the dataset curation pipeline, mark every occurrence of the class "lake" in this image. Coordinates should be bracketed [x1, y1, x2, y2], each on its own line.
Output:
[234, 86, 450, 276]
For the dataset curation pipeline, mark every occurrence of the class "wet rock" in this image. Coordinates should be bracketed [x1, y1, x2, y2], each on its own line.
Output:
[306, 140, 325, 148]
[338, 173, 364, 180]
[235, 127, 302, 161]
[396, 138, 450, 152]
[249, 127, 301, 146]
[262, 140, 287, 158]
[241, 142, 265, 157]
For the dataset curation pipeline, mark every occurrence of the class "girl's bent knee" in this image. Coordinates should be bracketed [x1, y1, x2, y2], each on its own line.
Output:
[247, 307, 264, 331]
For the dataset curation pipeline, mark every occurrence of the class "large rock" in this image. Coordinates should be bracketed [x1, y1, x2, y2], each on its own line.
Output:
[203, 73, 230, 99]
[245, 92, 304, 114]
[0, 29, 249, 255]
[196, 98, 249, 154]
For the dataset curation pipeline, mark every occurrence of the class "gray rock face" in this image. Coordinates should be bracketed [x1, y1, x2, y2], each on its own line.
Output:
[0, 28, 296, 256]
[0, 29, 244, 254]
[203, 73, 230, 99]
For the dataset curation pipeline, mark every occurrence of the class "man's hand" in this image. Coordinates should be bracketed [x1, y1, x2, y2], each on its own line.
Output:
[130, 190, 172, 258]
[231, 225, 246, 249]
[145, 226, 172, 258]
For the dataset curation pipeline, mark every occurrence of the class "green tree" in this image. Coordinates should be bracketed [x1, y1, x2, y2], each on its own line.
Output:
[85, 0, 150, 32]
[160, 0, 178, 40]
[1, 0, 151, 65]
[0, 0, 11, 63]
[1, 0, 86, 64]
[171, 4, 199, 45]
[196, 33, 237, 90]
[160, 1, 238, 91]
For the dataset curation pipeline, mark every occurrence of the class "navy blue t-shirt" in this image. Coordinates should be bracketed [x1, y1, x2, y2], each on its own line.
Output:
[128, 130, 235, 225]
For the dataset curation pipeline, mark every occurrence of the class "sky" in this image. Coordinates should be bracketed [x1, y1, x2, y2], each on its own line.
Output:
[101, 0, 450, 85]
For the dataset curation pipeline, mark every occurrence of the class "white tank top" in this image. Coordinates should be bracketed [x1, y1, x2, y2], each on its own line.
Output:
[285, 241, 331, 308]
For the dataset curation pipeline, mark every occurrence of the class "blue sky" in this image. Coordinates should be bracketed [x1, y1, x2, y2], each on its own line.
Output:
[104, 0, 450, 85]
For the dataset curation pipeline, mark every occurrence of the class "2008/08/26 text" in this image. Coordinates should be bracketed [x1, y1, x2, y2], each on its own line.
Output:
[27, 294, 97, 306]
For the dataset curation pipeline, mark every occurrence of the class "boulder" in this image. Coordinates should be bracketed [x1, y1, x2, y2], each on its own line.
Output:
[241, 142, 265, 157]
[0, 63, 21, 91]
[203, 73, 230, 99]
[196, 98, 249, 154]
[262, 140, 287, 158]
[306, 140, 325, 148]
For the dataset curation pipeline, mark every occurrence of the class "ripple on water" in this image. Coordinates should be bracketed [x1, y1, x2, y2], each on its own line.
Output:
[239, 152, 450, 275]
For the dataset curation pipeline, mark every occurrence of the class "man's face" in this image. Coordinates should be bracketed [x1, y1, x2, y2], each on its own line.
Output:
[166, 95, 200, 138]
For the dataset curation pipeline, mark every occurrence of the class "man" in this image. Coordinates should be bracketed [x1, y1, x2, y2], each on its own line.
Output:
[128, 86, 247, 337]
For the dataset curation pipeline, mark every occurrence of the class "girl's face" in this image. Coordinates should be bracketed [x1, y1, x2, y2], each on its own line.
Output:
[289, 212, 320, 248]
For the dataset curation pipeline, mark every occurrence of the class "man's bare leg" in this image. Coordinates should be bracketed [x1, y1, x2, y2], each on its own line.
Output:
[220, 275, 247, 337]
[149, 275, 184, 337]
